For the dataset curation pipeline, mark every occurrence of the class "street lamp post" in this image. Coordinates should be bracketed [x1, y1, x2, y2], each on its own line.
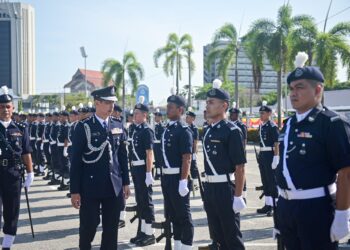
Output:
[80, 46, 88, 98]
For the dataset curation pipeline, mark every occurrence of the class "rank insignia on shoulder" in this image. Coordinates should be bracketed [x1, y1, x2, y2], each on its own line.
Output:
[330, 116, 340, 122]
[111, 128, 123, 134]
[297, 132, 312, 138]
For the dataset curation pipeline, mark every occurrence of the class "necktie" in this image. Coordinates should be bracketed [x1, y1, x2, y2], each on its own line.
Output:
[103, 121, 108, 131]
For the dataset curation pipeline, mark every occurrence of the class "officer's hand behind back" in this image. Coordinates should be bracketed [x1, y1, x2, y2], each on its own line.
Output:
[71, 193, 81, 209]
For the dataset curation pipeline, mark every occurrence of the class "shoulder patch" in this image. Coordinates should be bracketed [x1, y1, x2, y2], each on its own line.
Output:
[330, 116, 341, 122]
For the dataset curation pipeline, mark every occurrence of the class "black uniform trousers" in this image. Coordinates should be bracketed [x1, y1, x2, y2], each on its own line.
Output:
[131, 165, 155, 224]
[204, 182, 245, 250]
[190, 159, 198, 179]
[43, 143, 51, 167]
[35, 141, 46, 166]
[0, 166, 22, 236]
[258, 151, 278, 198]
[153, 143, 162, 171]
[79, 191, 123, 250]
[161, 174, 193, 246]
[30, 140, 37, 165]
[57, 146, 70, 178]
[276, 196, 338, 250]
[51, 144, 61, 176]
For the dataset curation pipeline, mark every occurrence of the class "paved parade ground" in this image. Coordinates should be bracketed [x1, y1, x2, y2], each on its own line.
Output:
[9, 144, 350, 250]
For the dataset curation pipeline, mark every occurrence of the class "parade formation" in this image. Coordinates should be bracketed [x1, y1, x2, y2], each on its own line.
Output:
[0, 52, 350, 250]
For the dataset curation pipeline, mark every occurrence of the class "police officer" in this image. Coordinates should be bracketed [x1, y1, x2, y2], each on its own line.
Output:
[29, 113, 38, 173]
[0, 86, 33, 249]
[256, 102, 279, 216]
[228, 105, 247, 148]
[112, 104, 123, 122]
[161, 94, 194, 250]
[273, 52, 350, 249]
[57, 110, 70, 191]
[35, 113, 46, 177]
[48, 112, 61, 185]
[153, 109, 164, 180]
[42, 113, 52, 181]
[185, 108, 200, 191]
[70, 86, 130, 250]
[129, 96, 156, 246]
[202, 79, 247, 249]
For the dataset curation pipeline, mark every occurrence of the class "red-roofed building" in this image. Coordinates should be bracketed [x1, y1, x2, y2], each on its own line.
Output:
[64, 68, 113, 94]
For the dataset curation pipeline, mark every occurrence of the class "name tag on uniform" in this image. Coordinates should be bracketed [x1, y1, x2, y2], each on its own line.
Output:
[111, 128, 123, 135]
[297, 132, 312, 138]
[210, 140, 221, 143]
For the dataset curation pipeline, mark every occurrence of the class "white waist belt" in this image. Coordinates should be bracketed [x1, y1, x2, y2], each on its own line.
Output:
[260, 147, 273, 152]
[132, 160, 145, 166]
[36, 138, 42, 141]
[57, 142, 65, 147]
[279, 183, 336, 200]
[162, 167, 180, 175]
[43, 139, 49, 143]
[154, 140, 161, 144]
[206, 173, 235, 183]
[49, 141, 56, 145]
[30, 137, 36, 140]
[68, 142, 72, 146]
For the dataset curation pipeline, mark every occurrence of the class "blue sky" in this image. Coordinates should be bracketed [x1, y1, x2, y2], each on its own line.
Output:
[22, 0, 350, 105]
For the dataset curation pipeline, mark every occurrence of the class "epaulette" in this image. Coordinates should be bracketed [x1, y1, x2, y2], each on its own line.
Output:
[226, 121, 239, 131]
[269, 120, 277, 127]
[321, 108, 343, 123]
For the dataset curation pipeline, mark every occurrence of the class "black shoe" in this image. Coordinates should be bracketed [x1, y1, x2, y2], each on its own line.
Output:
[48, 179, 61, 185]
[266, 210, 273, 217]
[118, 220, 125, 228]
[136, 234, 156, 246]
[257, 205, 272, 214]
[66, 193, 71, 198]
[43, 175, 51, 180]
[35, 172, 45, 177]
[347, 239, 350, 245]
[130, 232, 145, 244]
[57, 184, 69, 191]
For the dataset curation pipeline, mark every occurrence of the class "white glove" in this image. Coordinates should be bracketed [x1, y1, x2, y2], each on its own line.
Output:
[24, 172, 34, 189]
[272, 155, 280, 170]
[232, 195, 247, 214]
[145, 172, 154, 187]
[178, 179, 189, 197]
[192, 153, 197, 161]
[40, 143, 44, 151]
[272, 228, 281, 240]
[330, 209, 350, 242]
[63, 147, 68, 157]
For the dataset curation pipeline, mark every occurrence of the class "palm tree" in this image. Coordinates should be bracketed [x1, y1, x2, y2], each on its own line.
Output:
[154, 33, 194, 96]
[314, 22, 350, 86]
[206, 23, 239, 105]
[182, 37, 195, 106]
[247, 4, 314, 127]
[101, 51, 144, 117]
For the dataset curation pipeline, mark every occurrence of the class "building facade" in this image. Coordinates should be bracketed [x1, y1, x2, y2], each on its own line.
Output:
[0, 1, 35, 96]
[203, 41, 278, 94]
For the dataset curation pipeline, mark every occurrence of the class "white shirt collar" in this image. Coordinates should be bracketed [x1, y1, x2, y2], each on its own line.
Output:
[0, 120, 12, 129]
[168, 120, 178, 126]
[95, 114, 109, 127]
[296, 109, 313, 122]
[211, 119, 223, 128]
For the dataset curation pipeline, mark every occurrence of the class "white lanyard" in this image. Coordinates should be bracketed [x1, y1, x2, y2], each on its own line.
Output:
[202, 127, 219, 175]
[161, 127, 171, 168]
[259, 124, 266, 147]
[131, 130, 141, 161]
[282, 118, 296, 190]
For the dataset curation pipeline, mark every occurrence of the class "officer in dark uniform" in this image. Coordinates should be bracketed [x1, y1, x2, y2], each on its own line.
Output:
[112, 104, 123, 122]
[153, 109, 164, 180]
[57, 110, 70, 191]
[0, 86, 33, 249]
[42, 113, 52, 180]
[202, 79, 246, 250]
[29, 114, 38, 172]
[274, 52, 350, 250]
[129, 96, 156, 246]
[161, 94, 194, 250]
[70, 86, 130, 250]
[256, 102, 279, 216]
[185, 108, 200, 191]
[48, 112, 61, 185]
[35, 113, 46, 176]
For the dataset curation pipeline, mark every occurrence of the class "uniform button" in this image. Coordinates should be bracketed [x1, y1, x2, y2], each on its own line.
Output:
[295, 129, 298, 132]
[302, 143, 305, 147]
[90, 176, 93, 179]
[290, 141, 293, 145]
[286, 155, 289, 159]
